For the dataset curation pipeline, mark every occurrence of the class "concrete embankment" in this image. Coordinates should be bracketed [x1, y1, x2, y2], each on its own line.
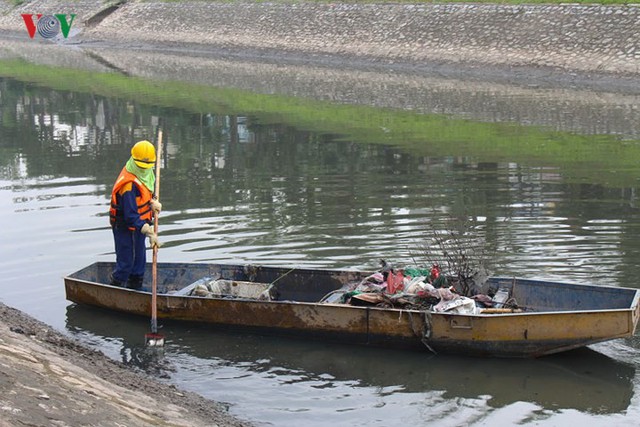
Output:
[0, 0, 639, 78]
[0, 302, 252, 426]
[1, 1, 640, 139]
[86, 1, 640, 76]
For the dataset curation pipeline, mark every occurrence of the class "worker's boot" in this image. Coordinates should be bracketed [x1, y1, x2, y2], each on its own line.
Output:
[109, 274, 125, 287]
[127, 275, 144, 290]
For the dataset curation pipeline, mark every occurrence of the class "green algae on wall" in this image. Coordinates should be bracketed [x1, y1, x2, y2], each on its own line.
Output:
[1, 58, 639, 187]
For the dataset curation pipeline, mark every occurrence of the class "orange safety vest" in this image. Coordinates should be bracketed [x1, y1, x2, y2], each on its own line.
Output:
[109, 166, 154, 229]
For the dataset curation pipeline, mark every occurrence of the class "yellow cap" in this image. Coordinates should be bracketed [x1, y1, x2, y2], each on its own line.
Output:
[131, 140, 156, 169]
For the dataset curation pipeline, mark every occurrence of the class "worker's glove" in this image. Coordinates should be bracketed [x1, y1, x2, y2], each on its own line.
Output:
[140, 223, 161, 248]
[150, 199, 162, 214]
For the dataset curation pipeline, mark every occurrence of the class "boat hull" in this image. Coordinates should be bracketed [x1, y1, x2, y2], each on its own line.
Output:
[64, 262, 640, 358]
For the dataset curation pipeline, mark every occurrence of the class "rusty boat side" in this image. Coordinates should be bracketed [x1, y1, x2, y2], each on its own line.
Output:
[64, 262, 640, 358]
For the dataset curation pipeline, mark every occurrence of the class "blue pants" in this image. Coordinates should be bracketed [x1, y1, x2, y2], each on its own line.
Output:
[112, 226, 147, 283]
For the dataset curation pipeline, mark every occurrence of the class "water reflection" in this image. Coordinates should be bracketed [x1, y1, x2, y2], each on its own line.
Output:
[3, 77, 640, 281]
[65, 304, 635, 418]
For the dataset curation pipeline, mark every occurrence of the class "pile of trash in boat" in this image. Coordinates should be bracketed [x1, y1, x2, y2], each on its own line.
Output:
[322, 262, 520, 315]
[179, 261, 521, 315]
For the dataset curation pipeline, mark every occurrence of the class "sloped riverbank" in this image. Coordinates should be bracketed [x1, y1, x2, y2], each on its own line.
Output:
[1, 1, 639, 140]
[0, 1, 639, 81]
[0, 303, 252, 426]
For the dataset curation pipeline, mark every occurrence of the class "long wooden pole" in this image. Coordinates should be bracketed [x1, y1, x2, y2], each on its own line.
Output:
[151, 130, 163, 336]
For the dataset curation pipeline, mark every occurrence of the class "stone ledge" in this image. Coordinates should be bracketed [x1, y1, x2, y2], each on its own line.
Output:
[0, 1, 638, 77]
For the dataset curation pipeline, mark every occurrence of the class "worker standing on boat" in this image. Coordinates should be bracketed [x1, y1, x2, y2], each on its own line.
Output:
[108, 140, 162, 289]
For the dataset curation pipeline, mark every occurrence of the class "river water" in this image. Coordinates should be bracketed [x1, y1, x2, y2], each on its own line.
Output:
[1, 59, 640, 426]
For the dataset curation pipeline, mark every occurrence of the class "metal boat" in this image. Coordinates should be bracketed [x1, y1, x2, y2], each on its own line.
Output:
[64, 262, 640, 358]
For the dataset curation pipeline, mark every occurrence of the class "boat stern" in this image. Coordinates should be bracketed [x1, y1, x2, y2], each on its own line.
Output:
[631, 289, 640, 335]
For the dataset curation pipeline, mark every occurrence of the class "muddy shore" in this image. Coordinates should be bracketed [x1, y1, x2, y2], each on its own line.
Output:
[0, 302, 252, 426]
